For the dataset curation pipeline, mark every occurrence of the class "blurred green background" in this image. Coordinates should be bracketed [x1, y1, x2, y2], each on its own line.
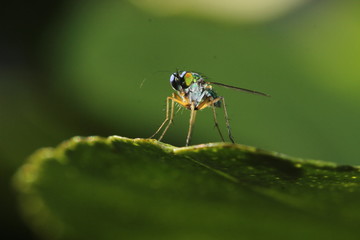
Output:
[1, 0, 360, 239]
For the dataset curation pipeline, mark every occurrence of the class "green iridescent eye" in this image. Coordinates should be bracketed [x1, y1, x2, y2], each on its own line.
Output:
[184, 72, 194, 86]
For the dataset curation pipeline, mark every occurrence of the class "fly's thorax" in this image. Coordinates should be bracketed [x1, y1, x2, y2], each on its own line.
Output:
[182, 82, 201, 106]
[182, 82, 220, 107]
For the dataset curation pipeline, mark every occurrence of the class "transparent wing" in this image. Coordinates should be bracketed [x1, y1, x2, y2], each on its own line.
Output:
[208, 82, 270, 97]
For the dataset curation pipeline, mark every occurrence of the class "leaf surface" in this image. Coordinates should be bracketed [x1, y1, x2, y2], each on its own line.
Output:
[14, 136, 360, 240]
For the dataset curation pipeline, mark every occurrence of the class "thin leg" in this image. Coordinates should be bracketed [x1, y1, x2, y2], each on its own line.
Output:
[221, 97, 235, 143]
[149, 96, 171, 139]
[211, 102, 225, 142]
[197, 97, 225, 142]
[150, 92, 189, 141]
[158, 98, 175, 141]
[186, 104, 197, 146]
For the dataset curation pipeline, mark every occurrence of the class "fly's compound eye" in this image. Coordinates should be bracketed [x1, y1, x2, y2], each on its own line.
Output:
[170, 73, 182, 91]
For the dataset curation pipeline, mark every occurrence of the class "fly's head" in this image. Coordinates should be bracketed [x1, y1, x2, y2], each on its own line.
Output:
[170, 71, 202, 92]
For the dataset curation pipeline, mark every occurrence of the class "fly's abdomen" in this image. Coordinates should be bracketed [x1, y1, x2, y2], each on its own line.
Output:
[207, 90, 221, 107]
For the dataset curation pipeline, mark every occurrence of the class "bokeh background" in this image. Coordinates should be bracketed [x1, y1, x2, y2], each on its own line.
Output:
[1, 0, 360, 239]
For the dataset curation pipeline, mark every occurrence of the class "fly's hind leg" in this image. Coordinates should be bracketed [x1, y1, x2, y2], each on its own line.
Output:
[221, 97, 235, 143]
[211, 103, 225, 142]
[197, 97, 225, 142]
[197, 97, 234, 143]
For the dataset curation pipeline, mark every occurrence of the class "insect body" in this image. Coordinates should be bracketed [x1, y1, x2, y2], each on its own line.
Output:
[150, 70, 269, 146]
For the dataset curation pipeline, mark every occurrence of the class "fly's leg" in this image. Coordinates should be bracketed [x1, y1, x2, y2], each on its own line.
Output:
[150, 93, 189, 142]
[158, 93, 190, 141]
[197, 97, 234, 143]
[158, 97, 175, 141]
[211, 102, 225, 142]
[149, 96, 172, 139]
[186, 104, 197, 146]
[221, 97, 235, 143]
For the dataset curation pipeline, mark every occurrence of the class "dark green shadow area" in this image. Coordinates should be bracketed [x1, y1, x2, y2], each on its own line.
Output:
[13, 136, 360, 240]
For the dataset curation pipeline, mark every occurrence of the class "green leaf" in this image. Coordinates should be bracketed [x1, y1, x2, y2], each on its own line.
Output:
[13, 136, 360, 240]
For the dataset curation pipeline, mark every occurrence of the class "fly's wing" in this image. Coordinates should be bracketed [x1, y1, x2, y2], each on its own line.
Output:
[208, 82, 270, 97]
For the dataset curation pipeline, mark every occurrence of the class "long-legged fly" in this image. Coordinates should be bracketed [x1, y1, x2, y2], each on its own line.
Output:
[150, 70, 270, 146]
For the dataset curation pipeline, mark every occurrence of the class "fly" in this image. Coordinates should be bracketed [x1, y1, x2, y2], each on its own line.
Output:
[150, 70, 270, 146]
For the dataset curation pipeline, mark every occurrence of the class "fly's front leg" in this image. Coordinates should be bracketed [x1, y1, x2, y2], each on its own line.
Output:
[150, 93, 188, 142]
[158, 95, 175, 141]
[149, 96, 172, 139]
